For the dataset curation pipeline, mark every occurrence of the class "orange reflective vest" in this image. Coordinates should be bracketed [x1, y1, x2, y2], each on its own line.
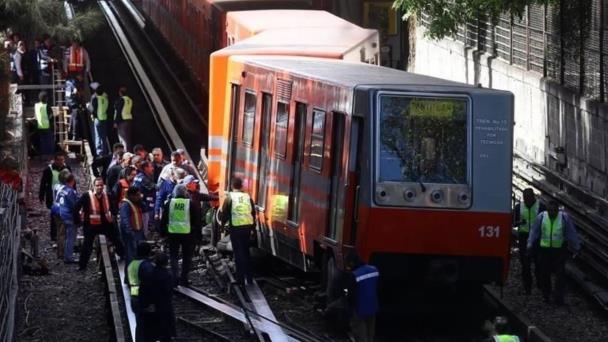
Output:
[117, 179, 129, 203]
[122, 198, 143, 231]
[88, 191, 113, 225]
[68, 47, 85, 72]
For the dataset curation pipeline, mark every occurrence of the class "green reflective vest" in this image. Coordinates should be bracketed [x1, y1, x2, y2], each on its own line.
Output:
[519, 201, 539, 233]
[127, 259, 143, 296]
[493, 335, 520, 342]
[50, 168, 60, 188]
[540, 211, 564, 248]
[35, 102, 50, 129]
[230, 192, 254, 227]
[120, 96, 133, 120]
[168, 198, 191, 234]
[96, 93, 109, 121]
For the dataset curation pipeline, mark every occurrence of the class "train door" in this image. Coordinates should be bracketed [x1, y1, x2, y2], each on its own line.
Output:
[346, 117, 363, 245]
[287, 103, 307, 223]
[327, 113, 346, 241]
[226, 84, 240, 190]
[256, 93, 273, 251]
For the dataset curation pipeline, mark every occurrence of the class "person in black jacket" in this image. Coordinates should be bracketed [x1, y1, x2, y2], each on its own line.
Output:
[39, 151, 70, 241]
[139, 252, 175, 342]
[76, 177, 124, 269]
[160, 184, 201, 286]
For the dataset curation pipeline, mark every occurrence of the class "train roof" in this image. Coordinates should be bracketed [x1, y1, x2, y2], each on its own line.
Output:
[227, 10, 352, 33]
[216, 27, 377, 57]
[233, 56, 479, 89]
[210, 0, 312, 11]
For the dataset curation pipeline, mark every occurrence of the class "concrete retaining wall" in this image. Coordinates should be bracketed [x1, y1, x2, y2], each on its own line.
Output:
[414, 28, 608, 197]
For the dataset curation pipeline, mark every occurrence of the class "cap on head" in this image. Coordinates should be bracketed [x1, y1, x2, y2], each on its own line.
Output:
[183, 175, 199, 185]
[90, 82, 100, 91]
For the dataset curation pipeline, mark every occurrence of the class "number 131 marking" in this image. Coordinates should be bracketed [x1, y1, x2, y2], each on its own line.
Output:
[479, 226, 500, 238]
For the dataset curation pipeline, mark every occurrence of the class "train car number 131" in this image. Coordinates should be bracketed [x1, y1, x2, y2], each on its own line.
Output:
[478, 225, 501, 238]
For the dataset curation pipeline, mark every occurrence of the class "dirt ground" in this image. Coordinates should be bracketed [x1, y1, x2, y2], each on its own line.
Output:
[16, 157, 110, 342]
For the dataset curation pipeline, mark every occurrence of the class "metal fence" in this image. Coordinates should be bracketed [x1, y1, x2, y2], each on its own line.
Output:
[0, 183, 21, 342]
[423, 0, 607, 102]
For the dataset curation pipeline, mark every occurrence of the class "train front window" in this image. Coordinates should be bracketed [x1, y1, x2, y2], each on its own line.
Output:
[378, 95, 468, 185]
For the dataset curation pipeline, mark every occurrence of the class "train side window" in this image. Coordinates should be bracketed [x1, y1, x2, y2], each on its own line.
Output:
[242, 91, 256, 147]
[309, 110, 326, 171]
[274, 102, 289, 158]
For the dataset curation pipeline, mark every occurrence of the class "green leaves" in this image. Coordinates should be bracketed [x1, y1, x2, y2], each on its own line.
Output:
[0, 0, 103, 42]
[393, 0, 558, 39]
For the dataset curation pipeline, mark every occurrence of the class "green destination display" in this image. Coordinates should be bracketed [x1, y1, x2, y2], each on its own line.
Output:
[407, 98, 464, 118]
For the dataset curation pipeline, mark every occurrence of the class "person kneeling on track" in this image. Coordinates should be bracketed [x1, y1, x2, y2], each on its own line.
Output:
[128, 241, 154, 342]
[483, 316, 520, 342]
[76, 177, 124, 270]
[160, 184, 201, 287]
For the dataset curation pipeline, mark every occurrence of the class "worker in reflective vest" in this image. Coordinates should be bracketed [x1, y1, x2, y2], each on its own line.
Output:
[345, 251, 379, 342]
[127, 241, 154, 342]
[89, 84, 110, 156]
[512, 188, 545, 295]
[120, 186, 145, 278]
[114, 166, 137, 209]
[220, 176, 256, 286]
[527, 201, 581, 305]
[483, 316, 520, 342]
[39, 151, 70, 242]
[161, 184, 201, 286]
[76, 178, 124, 270]
[63, 39, 90, 80]
[113, 86, 134, 151]
[34, 91, 55, 155]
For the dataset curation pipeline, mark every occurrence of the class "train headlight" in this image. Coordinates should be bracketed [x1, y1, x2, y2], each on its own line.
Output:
[430, 190, 444, 203]
[457, 192, 470, 205]
[403, 188, 417, 202]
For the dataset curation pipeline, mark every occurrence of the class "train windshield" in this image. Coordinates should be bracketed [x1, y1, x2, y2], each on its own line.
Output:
[378, 95, 468, 184]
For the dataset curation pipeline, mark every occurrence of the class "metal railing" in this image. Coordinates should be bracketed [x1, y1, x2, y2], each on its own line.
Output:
[422, 0, 607, 102]
[0, 183, 22, 342]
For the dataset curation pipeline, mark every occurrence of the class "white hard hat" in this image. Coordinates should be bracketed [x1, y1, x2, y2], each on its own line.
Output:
[90, 82, 100, 90]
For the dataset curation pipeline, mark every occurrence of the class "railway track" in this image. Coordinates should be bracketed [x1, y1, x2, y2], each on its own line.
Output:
[89, 0, 598, 340]
[512, 154, 608, 310]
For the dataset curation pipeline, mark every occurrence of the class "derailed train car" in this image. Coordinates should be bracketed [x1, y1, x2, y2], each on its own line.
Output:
[208, 55, 514, 296]
[136, 0, 317, 101]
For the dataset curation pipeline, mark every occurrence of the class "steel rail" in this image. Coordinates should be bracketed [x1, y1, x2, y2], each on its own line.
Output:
[512, 155, 608, 310]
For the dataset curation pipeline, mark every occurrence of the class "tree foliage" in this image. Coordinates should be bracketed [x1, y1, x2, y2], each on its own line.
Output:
[393, 0, 557, 39]
[0, 0, 103, 42]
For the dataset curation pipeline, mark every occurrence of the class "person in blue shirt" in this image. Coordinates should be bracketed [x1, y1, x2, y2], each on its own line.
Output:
[345, 251, 379, 342]
[120, 186, 145, 277]
[133, 161, 156, 237]
[527, 200, 581, 305]
[51, 169, 71, 260]
[57, 173, 80, 263]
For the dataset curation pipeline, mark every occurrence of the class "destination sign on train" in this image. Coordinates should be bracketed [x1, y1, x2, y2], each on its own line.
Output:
[407, 99, 463, 118]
